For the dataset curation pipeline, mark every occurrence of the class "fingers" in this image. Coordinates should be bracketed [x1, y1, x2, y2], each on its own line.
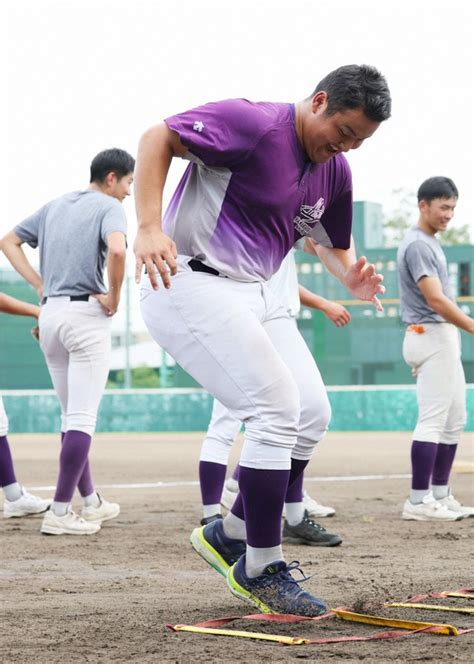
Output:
[372, 295, 384, 312]
[135, 257, 144, 284]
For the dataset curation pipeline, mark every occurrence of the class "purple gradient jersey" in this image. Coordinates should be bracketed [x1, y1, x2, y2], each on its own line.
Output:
[164, 99, 352, 281]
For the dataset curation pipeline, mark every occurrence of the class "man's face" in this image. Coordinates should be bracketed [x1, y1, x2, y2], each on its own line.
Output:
[302, 92, 381, 163]
[109, 172, 134, 202]
[420, 197, 457, 233]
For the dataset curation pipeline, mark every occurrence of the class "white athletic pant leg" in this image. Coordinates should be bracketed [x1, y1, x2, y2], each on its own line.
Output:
[200, 399, 242, 465]
[39, 305, 70, 431]
[262, 315, 331, 461]
[0, 397, 8, 436]
[140, 271, 300, 470]
[441, 334, 467, 445]
[403, 323, 465, 444]
[39, 298, 111, 436]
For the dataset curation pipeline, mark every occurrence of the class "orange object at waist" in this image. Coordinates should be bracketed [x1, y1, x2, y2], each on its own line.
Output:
[407, 324, 426, 334]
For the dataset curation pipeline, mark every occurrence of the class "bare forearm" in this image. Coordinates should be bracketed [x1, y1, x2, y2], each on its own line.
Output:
[106, 252, 126, 306]
[428, 295, 474, 333]
[1, 242, 42, 292]
[298, 285, 329, 312]
[135, 124, 177, 230]
[0, 293, 39, 318]
[315, 240, 356, 285]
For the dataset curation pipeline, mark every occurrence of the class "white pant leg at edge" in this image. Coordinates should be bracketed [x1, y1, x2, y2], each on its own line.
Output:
[0, 396, 8, 436]
[140, 270, 300, 470]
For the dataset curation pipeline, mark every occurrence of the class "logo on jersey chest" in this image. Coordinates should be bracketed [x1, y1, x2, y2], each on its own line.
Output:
[293, 198, 326, 236]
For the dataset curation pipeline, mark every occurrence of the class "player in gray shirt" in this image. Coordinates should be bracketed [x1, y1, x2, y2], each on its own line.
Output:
[1, 148, 134, 536]
[397, 176, 474, 522]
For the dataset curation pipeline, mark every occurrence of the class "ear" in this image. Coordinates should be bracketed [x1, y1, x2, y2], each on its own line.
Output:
[106, 172, 117, 187]
[418, 200, 428, 214]
[311, 91, 328, 114]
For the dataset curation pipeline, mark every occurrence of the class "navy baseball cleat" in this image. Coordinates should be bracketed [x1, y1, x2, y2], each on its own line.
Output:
[227, 555, 327, 616]
[200, 513, 223, 526]
[190, 518, 246, 577]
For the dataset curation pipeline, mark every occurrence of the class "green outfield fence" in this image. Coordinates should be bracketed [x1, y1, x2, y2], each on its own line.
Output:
[1, 386, 473, 434]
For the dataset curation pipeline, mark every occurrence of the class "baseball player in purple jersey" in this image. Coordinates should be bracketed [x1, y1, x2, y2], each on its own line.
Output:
[1, 148, 134, 536]
[199, 250, 351, 549]
[134, 65, 391, 616]
[0, 293, 52, 517]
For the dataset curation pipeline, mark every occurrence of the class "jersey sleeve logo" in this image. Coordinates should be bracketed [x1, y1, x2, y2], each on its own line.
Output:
[193, 120, 205, 133]
[293, 197, 326, 236]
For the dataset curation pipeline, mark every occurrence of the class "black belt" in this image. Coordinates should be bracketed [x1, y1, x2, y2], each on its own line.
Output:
[188, 259, 220, 276]
[42, 294, 90, 304]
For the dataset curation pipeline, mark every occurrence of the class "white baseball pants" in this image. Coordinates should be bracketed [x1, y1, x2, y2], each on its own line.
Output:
[403, 322, 467, 444]
[140, 267, 331, 469]
[39, 297, 111, 436]
[0, 397, 8, 436]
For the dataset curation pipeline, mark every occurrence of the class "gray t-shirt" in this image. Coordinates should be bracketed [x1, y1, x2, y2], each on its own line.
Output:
[397, 226, 454, 324]
[15, 190, 127, 297]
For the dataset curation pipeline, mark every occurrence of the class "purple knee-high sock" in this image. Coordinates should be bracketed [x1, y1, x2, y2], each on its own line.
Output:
[285, 458, 309, 503]
[0, 436, 17, 487]
[55, 430, 92, 503]
[231, 464, 240, 482]
[61, 432, 94, 497]
[199, 461, 227, 505]
[237, 467, 290, 548]
[432, 443, 457, 486]
[411, 440, 438, 490]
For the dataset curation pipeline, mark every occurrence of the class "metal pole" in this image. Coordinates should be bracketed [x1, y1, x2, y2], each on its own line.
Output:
[124, 272, 131, 388]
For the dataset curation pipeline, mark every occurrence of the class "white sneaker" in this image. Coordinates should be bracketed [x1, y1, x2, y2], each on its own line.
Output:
[221, 483, 238, 511]
[81, 494, 120, 523]
[437, 493, 474, 518]
[402, 492, 465, 521]
[302, 490, 336, 518]
[41, 508, 101, 535]
[3, 488, 52, 518]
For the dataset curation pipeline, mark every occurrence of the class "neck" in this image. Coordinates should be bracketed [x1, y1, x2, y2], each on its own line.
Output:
[293, 100, 307, 148]
[89, 182, 109, 195]
[417, 217, 436, 236]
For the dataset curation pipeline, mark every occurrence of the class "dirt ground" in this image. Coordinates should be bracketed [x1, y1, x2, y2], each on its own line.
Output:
[1, 431, 473, 663]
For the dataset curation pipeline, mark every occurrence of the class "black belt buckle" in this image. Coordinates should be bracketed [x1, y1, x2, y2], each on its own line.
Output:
[188, 259, 219, 276]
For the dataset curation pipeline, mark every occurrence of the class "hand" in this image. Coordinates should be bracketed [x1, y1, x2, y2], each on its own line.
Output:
[94, 293, 119, 317]
[31, 325, 40, 342]
[133, 228, 177, 290]
[323, 302, 351, 327]
[343, 256, 385, 312]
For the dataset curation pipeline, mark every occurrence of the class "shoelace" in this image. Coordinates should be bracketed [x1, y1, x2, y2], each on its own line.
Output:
[279, 560, 313, 586]
[302, 514, 326, 532]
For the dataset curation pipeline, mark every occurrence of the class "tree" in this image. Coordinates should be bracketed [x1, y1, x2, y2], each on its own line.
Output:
[383, 187, 472, 246]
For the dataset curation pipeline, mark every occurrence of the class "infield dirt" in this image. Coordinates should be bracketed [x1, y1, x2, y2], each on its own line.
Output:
[1, 431, 473, 663]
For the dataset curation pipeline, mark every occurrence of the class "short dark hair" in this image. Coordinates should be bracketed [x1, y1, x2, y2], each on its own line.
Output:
[417, 177, 458, 203]
[311, 64, 391, 122]
[90, 148, 135, 183]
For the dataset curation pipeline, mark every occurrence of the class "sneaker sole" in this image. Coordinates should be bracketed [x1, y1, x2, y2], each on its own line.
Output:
[402, 512, 464, 522]
[41, 525, 100, 535]
[4, 508, 50, 518]
[226, 565, 277, 614]
[82, 505, 121, 524]
[307, 511, 335, 518]
[190, 526, 230, 577]
[282, 535, 342, 547]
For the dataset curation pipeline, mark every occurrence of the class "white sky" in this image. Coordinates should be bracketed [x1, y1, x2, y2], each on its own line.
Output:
[2, 0, 473, 333]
